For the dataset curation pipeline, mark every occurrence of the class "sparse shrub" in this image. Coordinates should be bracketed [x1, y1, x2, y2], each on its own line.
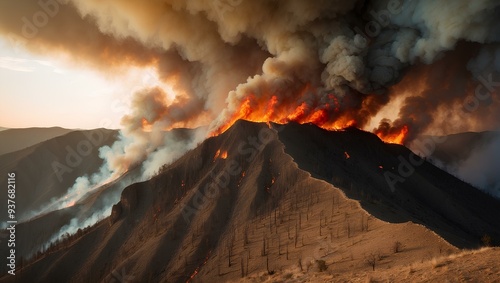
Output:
[393, 241, 403, 253]
[315, 260, 328, 272]
[266, 256, 274, 275]
[431, 257, 451, 269]
[240, 258, 245, 278]
[365, 253, 378, 271]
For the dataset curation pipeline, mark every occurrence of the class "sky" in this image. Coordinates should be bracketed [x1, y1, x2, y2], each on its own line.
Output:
[0, 37, 166, 130]
[0, 38, 122, 129]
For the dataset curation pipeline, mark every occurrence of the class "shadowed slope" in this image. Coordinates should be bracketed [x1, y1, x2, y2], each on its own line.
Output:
[0, 129, 117, 220]
[277, 123, 500, 248]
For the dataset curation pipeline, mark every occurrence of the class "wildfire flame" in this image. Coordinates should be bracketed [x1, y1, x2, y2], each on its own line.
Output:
[376, 125, 409, 145]
[187, 250, 212, 282]
[220, 151, 228, 159]
[211, 89, 357, 137]
[213, 149, 228, 160]
[210, 87, 408, 145]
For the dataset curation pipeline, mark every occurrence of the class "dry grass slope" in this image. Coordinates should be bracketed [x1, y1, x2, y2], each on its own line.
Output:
[1, 121, 498, 283]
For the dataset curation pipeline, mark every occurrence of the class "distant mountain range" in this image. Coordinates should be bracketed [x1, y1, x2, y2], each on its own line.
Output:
[0, 129, 118, 221]
[0, 127, 74, 155]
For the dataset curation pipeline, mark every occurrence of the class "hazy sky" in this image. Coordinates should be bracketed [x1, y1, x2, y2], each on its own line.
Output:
[0, 38, 160, 130]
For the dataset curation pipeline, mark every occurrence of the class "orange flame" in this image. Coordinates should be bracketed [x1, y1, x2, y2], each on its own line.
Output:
[213, 149, 221, 161]
[220, 151, 228, 159]
[211, 87, 359, 136]
[213, 149, 228, 160]
[376, 125, 408, 145]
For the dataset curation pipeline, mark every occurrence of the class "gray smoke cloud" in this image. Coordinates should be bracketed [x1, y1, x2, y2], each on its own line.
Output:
[2, 0, 499, 137]
[1, 0, 500, 231]
[456, 133, 500, 198]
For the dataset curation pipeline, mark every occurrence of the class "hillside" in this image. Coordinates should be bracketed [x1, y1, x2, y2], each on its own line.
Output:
[1, 121, 499, 282]
[0, 168, 141, 267]
[236, 247, 500, 282]
[0, 129, 118, 221]
[277, 123, 500, 247]
[0, 127, 74, 155]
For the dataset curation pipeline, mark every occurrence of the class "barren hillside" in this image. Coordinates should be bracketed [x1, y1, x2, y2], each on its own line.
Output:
[2, 121, 498, 282]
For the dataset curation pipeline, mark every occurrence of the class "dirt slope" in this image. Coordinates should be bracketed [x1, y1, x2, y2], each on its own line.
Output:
[235, 247, 500, 282]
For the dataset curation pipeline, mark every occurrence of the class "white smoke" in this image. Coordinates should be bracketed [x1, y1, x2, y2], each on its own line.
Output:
[455, 133, 500, 198]
[38, 206, 111, 256]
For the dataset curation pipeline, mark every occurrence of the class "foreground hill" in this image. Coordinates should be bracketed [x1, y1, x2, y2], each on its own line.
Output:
[237, 247, 500, 282]
[0, 127, 74, 155]
[0, 129, 118, 221]
[2, 121, 499, 282]
[0, 128, 199, 265]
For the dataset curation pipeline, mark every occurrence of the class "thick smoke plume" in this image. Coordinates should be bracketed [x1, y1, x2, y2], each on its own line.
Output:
[1, 0, 500, 231]
[1, 0, 499, 139]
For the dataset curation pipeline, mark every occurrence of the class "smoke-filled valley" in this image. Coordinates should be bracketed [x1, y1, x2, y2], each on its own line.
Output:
[1, 0, 500, 282]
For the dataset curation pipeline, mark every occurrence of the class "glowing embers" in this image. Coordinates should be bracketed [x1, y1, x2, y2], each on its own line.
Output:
[187, 250, 211, 282]
[265, 176, 276, 193]
[237, 171, 246, 188]
[213, 149, 228, 161]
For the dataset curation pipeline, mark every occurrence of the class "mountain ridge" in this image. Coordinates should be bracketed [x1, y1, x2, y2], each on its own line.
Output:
[0, 127, 75, 156]
[2, 120, 498, 282]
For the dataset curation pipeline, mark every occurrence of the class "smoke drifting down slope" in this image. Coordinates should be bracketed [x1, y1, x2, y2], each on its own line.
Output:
[1, 0, 499, 195]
